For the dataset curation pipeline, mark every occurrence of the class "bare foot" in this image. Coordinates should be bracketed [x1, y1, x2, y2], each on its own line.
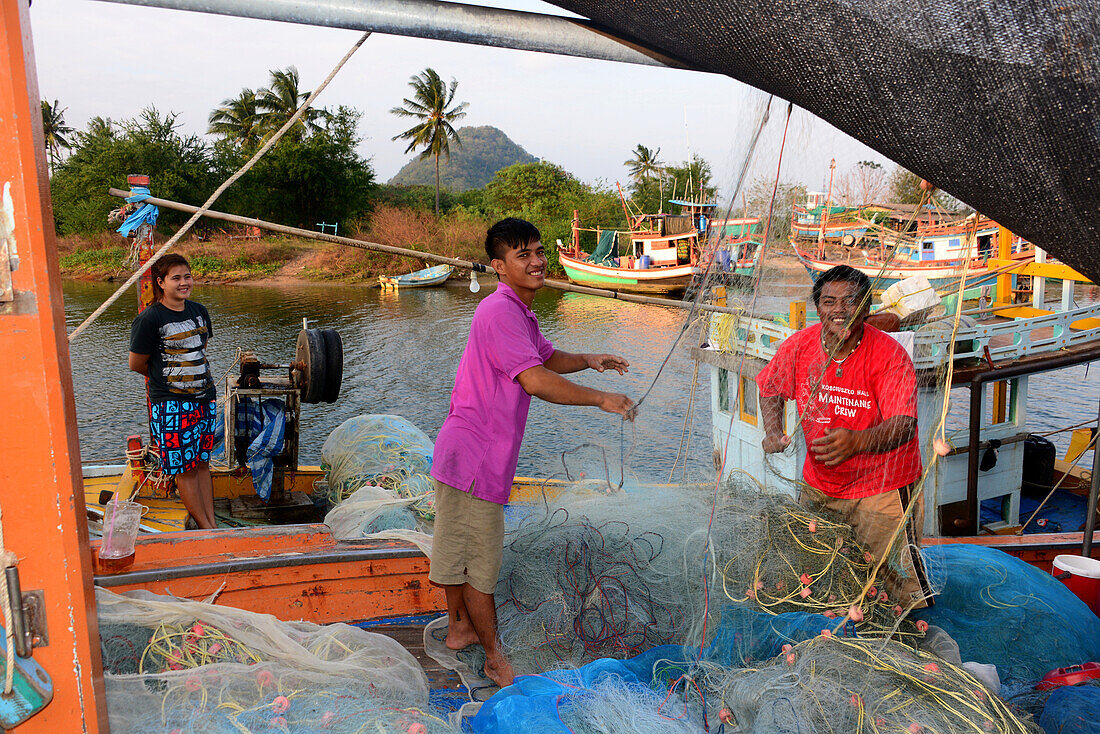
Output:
[484, 653, 516, 688]
[444, 621, 480, 651]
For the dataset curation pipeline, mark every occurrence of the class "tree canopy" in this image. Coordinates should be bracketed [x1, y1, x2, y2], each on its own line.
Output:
[52, 95, 374, 235]
[51, 107, 213, 236]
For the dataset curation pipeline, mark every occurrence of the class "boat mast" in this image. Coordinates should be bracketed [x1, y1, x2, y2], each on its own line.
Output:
[0, 1, 109, 728]
[817, 157, 836, 258]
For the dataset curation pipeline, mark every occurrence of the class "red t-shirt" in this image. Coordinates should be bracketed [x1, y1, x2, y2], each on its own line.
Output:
[755, 323, 921, 499]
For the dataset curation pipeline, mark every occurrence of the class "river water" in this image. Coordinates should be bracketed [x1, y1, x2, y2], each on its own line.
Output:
[64, 277, 1099, 480]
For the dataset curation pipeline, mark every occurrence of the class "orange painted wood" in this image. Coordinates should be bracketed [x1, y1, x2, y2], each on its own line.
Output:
[0, 2, 108, 728]
[93, 526, 445, 623]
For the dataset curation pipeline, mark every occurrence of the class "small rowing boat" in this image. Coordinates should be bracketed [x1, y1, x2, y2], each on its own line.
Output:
[379, 264, 454, 290]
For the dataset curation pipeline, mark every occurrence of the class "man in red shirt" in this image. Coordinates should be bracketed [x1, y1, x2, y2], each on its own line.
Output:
[756, 265, 932, 609]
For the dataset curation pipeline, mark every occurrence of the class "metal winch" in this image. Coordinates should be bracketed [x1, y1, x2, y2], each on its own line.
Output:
[222, 326, 343, 522]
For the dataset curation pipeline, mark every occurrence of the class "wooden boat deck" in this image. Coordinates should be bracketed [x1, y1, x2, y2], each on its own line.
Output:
[359, 615, 470, 715]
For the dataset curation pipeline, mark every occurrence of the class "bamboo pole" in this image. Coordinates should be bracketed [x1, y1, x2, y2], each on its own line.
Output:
[106, 189, 748, 316]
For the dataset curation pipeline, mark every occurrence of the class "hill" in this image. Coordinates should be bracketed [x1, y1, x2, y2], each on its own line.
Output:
[389, 126, 538, 191]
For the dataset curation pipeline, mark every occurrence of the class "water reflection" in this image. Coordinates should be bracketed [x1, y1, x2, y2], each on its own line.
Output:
[62, 278, 1099, 479]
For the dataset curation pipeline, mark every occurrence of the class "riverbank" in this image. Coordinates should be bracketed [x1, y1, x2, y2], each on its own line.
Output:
[57, 233, 489, 284]
[58, 204, 492, 284]
[58, 230, 804, 285]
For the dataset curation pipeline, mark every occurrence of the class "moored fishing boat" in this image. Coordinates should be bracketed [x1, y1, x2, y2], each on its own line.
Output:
[378, 264, 454, 290]
[791, 214, 1043, 298]
[559, 204, 761, 295]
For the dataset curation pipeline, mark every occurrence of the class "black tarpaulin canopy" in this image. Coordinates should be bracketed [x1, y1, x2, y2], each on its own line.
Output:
[548, 0, 1100, 283]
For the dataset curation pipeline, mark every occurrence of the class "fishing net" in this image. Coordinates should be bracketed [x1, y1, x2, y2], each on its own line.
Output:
[695, 634, 1042, 733]
[425, 476, 941, 703]
[912, 544, 1100, 691]
[320, 413, 435, 508]
[320, 414, 437, 548]
[96, 587, 450, 733]
[467, 621, 1045, 733]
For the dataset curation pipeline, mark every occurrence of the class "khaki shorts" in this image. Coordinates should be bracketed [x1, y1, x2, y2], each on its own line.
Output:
[799, 483, 933, 609]
[428, 479, 505, 595]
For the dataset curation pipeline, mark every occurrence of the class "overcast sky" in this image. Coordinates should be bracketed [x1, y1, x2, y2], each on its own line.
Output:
[29, 0, 895, 201]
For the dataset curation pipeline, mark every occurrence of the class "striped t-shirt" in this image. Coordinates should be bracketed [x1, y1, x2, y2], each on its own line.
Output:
[130, 300, 216, 402]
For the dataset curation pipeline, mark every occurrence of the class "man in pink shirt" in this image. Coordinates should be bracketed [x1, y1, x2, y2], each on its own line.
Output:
[429, 218, 634, 687]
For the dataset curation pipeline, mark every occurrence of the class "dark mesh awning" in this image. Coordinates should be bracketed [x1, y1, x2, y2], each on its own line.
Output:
[549, 0, 1100, 283]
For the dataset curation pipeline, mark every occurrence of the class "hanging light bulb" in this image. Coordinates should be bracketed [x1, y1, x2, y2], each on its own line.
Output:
[469, 269, 481, 293]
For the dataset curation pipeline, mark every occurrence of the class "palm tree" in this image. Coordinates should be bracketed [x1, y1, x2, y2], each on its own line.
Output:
[390, 68, 469, 215]
[41, 99, 74, 174]
[256, 67, 322, 140]
[624, 144, 663, 184]
[624, 144, 666, 212]
[208, 88, 263, 148]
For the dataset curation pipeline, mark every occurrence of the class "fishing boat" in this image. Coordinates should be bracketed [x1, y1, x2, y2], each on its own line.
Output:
[4, 0, 1099, 728]
[791, 216, 1038, 298]
[558, 203, 761, 295]
[378, 264, 454, 290]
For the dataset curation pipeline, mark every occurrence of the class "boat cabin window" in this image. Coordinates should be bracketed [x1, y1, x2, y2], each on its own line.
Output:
[718, 368, 730, 413]
[739, 375, 759, 426]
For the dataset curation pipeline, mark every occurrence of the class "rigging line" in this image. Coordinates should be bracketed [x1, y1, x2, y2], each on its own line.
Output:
[631, 95, 775, 413]
[67, 31, 373, 343]
[694, 101, 794, 672]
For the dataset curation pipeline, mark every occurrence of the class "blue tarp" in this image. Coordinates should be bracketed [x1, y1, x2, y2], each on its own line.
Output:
[913, 544, 1100, 688]
[116, 186, 159, 237]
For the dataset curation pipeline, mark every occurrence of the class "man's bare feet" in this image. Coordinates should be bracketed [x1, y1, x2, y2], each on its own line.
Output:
[484, 653, 516, 688]
[444, 621, 481, 651]
[481, 655, 514, 691]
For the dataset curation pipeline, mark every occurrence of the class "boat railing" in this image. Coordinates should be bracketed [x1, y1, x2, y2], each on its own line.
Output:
[706, 302, 1100, 369]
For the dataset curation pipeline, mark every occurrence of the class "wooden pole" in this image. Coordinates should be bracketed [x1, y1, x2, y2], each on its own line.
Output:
[106, 189, 749, 316]
[0, 2, 109, 728]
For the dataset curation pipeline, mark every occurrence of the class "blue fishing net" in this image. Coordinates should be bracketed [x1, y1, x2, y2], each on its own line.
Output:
[1037, 684, 1100, 734]
[912, 544, 1100, 691]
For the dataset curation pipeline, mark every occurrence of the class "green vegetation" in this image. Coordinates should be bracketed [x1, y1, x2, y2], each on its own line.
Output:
[47, 76, 754, 284]
[390, 68, 469, 215]
[888, 166, 926, 205]
[50, 108, 216, 236]
[389, 125, 537, 191]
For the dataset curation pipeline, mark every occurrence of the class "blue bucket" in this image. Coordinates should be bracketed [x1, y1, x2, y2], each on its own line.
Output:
[639, 254, 651, 269]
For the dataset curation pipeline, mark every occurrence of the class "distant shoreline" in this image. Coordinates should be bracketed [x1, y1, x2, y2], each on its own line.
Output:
[56, 233, 487, 285]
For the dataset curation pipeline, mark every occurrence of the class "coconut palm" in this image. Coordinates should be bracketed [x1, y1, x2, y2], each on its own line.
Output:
[256, 67, 322, 140]
[625, 144, 666, 212]
[41, 99, 74, 174]
[390, 68, 469, 215]
[208, 88, 264, 148]
[624, 144, 663, 184]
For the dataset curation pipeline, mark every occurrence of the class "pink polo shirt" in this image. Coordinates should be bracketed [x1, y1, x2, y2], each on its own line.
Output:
[431, 281, 555, 504]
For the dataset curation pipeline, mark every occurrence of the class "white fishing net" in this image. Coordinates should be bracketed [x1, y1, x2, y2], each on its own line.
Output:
[95, 587, 453, 733]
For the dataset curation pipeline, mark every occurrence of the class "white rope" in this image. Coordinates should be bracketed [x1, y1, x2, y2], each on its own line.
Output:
[0, 504, 19, 695]
[68, 31, 372, 343]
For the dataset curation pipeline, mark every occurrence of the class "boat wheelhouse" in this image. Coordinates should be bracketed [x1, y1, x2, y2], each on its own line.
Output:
[559, 203, 761, 295]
